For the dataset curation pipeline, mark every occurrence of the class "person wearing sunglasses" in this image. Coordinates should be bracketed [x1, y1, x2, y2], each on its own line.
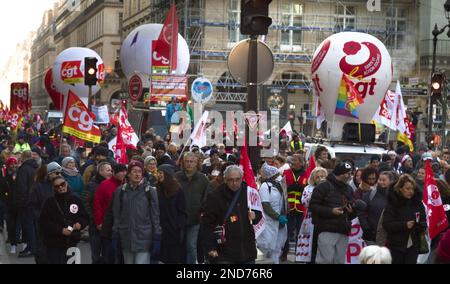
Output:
[39, 176, 89, 264]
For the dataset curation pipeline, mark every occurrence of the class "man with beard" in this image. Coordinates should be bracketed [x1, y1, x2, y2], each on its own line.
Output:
[309, 162, 357, 264]
[281, 154, 308, 260]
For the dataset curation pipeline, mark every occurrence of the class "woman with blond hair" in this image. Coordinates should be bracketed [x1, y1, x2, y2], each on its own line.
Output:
[383, 174, 427, 264]
[296, 167, 327, 263]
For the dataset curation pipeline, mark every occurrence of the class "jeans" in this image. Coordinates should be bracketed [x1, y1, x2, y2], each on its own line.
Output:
[185, 224, 200, 264]
[89, 223, 102, 264]
[282, 211, 303, 257]
[0, 199, 5, 228]
[17, 207, 37, 253]
[122, 251, 151, 264]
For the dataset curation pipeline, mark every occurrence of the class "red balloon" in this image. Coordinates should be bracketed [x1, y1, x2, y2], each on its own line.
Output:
[44, 68, 64, 110]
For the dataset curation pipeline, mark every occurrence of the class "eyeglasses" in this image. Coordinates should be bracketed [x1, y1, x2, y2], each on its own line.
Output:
[53, 181, 66, 189]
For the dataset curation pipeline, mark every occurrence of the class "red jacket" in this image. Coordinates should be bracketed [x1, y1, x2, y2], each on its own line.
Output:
[93, 176, 123, 226]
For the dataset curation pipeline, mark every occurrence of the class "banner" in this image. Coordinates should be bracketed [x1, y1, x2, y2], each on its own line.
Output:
[115, 105, 139, 163]
[296, 212, 313, 262]
[91, 105, 110, 124]
[151, 75, 187, 101]
[10, 83, 29, 114]
[346, 218, 367, 264]
[62, 91, 101, 143]
[247, 186, 265, 239]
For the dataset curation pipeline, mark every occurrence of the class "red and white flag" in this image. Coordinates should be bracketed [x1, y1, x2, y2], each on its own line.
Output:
[36, 114, 44, 131]
[239, 141, 257, 189]
[113, 105, 139, 164]
[315, 96, 325, 130]
[424, 160, 449, 239]
[189, 111, 209, 148]
[154, 0, 178, 72]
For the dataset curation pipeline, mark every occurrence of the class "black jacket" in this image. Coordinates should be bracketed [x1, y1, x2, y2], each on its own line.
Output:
[309, 173, 356, 235]
[39, 193, 89, 248]
[201, 182, 262, 264]
[14, 159, 39, 209]
[81, 173, 106, 221]
[360, 186, 389, 241]
[157, 154, 177, 168]
[382, 190, 427, 252]
[30, 180, 54, 220]
[0, 171, 15, 206]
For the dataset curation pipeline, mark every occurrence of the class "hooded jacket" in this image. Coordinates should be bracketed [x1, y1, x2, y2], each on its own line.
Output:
[382, 189, 427, 252]
[309, 173, 356, 235]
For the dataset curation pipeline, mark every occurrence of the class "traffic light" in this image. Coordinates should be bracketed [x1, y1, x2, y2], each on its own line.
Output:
[240, 0, 272, 36]
[431, 72, 444, 101]
[84, 57, 98, 86]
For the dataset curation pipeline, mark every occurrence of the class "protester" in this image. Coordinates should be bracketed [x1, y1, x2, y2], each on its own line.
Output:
[0, 157, 18, 253]
[61, 157, 84, 198]
[39, 176, 88, 264]
[309, 162, 356, 264]
[13, 134, 31, 154]
[368, 155, 381, 169]
[349, 168, 363, 192]
[156, 164, 187, 264]
[354, 167, 379, 200]
[358, 245, 392, 264]
[144, 155, 158, 186]
[110, 161, 161, 264]
[383, 174, 427, 264]
[257, 164, 288, 264]
[201, 165, 262, 264]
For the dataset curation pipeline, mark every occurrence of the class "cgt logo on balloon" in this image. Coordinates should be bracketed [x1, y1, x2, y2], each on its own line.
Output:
[61, 61, 83, 84]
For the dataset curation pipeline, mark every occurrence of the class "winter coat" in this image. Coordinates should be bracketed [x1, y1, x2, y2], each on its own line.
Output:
[359, 186, 389, 242]
[0, 171, 15, 206]
[111, 182, 161, 253]
[158, 188, 187, 263]
[382, 190, 427, 252]
[157, 154, 177, 167]
[29, 180, 54, 220]
[81, 174, 106, 222]
[174, 171, 210, 225]
[93, 176, 123, 226]
[39, 192, 89, 248]
[201, 182, 262, 264]
[309, 173, 356, 235]
[62, 173, 84, 198]
[14, 159, 39, 209]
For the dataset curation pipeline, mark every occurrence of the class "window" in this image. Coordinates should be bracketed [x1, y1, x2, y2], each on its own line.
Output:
[280, 3, 303, 50]
[228, 0, 245, 45]
[335, 5, 355, 31]
[386, 7, 407, 49]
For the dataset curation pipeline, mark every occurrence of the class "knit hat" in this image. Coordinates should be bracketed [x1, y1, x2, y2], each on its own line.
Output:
[113, 163, 127, 174]
[422, 152, 433, 161]
[158, 164, 176, 177]
[261, 163, 279, 179]
[5, 156, 18, 167]
[437, 230, 450, 262]
[128, 160, 144, 173]
[144, 155, 157, 167]
[333, 162, 353, 176]
[401, 155, 412, 165]
[31, 146, 42, 157]
[47, 162, 62, 175]
[61, 157, 76, 168]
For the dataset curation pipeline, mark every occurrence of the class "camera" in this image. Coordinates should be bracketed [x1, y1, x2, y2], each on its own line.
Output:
[213, 225, 226, 245]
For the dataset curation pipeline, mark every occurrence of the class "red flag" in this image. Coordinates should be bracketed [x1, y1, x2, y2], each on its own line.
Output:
[154, 0, 178, 71]
[115, 104, 139, 164]
[62, 91, 101, 143]
[424, 160, 449, 239]
[239, 142, 257, 189]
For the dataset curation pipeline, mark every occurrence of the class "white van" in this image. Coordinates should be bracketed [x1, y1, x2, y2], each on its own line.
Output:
[305, 142, 387, 169]
[46, 111, 64, 125]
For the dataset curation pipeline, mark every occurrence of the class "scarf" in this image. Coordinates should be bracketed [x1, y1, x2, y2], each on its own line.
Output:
[63, 167, 79, 177]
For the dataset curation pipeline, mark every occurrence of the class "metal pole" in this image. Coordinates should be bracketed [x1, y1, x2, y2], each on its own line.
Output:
[442, 77, 448, 149]
[428, 25, 438, 142]
[246, 36, 260, 173]
[88, 85, 93, 111]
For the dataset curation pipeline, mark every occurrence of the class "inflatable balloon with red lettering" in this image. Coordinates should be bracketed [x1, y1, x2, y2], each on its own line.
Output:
[52, 47, 105, 106]
[44, 68, 64, 111]
[311, 32, 392, 140]
[120, 23, 190, 78]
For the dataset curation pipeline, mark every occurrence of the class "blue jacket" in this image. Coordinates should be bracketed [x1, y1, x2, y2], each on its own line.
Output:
[62, 173, 84, 198]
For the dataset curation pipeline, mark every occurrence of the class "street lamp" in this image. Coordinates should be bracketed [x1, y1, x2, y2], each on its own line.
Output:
[427, 0, 450, 149]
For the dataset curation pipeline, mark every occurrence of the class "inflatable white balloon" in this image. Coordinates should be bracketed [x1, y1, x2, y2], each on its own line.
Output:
[53, 47, 105, 106]
[120, 23, 190, 78]
[311, 32, 392, 140]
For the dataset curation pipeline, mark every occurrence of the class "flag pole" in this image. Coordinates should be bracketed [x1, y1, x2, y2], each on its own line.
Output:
[358, 122, 362, 143]
[169, 0, 175, 73]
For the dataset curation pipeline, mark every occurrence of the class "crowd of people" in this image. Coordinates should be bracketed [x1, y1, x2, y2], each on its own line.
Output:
[0, 116, 450, 265]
